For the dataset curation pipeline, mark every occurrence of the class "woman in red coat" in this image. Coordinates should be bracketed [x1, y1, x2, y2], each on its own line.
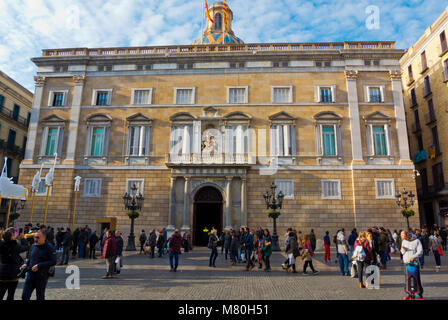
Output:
[101, 230, 117, 279]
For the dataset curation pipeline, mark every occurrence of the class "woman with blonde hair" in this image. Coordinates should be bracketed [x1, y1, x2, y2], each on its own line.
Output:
[352, 233, 367, 288]
[301, 234, 319, 275]
[208, 229, 219, 267]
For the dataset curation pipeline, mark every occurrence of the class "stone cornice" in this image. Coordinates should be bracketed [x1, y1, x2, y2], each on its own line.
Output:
[31, 49, 405, 67]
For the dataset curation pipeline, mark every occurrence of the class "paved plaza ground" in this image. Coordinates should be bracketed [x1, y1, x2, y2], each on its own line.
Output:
[13, 247, 448, 300]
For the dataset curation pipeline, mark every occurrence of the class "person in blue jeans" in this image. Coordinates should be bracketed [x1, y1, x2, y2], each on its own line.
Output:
[336, 229, 349, 275]
[168, 229, 183, 272]
[347, 229, 357, 261]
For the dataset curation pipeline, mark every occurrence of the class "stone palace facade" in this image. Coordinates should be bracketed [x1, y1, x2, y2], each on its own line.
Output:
[18, 2, 418, 243]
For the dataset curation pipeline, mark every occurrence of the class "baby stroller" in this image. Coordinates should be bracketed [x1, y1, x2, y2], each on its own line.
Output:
[404, 260, 423, 300]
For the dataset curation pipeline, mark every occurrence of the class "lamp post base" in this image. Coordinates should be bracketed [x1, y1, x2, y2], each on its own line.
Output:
[126, 216, 137, 251]
[272, 234, 280, 251]
[126, 234, 136, 251]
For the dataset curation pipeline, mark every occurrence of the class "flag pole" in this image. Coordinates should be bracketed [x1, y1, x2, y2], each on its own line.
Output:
[5, 199, 12, 228]
[201, 0, 204, 44]
[72, 190, 78, 231]
[30, 190, 36, 224]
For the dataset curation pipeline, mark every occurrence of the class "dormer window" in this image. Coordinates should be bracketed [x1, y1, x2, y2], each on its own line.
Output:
[214, 13, 222, 31]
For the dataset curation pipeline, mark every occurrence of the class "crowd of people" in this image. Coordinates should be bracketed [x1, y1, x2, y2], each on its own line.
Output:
[325, 225, 446, 299]
[0, 222, 446, 300]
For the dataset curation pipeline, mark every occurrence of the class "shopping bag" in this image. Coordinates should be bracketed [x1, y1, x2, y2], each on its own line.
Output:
[350, 261, 358, 278]
[438, 247, 444, 256]
[241, 252, 245, 261]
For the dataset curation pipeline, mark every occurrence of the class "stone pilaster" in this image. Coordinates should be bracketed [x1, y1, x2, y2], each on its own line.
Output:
[167, 177, 176, 231]
[224, 176, 233, 230]
[240, 177, 247, 228]
[390, 70, 412, 163]
[345, 70, 364, 164]
[181, 176, 191, 231]
[64, 75, 86, 164]
[23, 76, 46, 164]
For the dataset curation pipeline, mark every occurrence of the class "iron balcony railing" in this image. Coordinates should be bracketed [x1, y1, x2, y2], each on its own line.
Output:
[0, 106, 29, 127]
[0, 139, 25, 158]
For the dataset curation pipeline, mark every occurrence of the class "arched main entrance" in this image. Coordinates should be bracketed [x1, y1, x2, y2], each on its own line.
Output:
[193, 186, 223, 246]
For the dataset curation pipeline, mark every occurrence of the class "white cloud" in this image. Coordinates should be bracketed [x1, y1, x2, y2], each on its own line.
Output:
[0, 0, 446, 91]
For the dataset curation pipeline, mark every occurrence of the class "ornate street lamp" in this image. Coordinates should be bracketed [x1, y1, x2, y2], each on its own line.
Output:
[123, 184, 144, 251]
[263, 181, 284, 251]
[395, 188, 415, 231]
[7, 199, 26, 227]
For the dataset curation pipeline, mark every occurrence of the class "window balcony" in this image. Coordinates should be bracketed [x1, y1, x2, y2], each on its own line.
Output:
[425, 112, 437, 125]
[166, 153, 252, 165]
[411, 123, 422, 133]
[413, 150, 427, 164]
[0, 139, 25, 158]
[0, 106, 29, 127]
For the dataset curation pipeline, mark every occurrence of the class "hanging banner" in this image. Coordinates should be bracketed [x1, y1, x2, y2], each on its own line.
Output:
[0, 158, 28, 200]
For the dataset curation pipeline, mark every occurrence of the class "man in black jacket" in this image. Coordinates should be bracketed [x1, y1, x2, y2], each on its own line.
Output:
[148, 229, 157, 259]
[21, 231, 57, 300]
[78, 228, 89, 259]
[89, 231, 99, 259]
[72, 227, 80, 257]
[59, 229, 73, 265]
[139, 230, 147, 255]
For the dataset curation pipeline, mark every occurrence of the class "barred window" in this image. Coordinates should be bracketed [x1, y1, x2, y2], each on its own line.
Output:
[375, 179, 395, 199]
[322, 180, 341, 200]
[83, 179, 102, 197]
[133, 89, 151, 105]
[228, 87, 247, 103]
[175, 88, 194, 104]
[274, 179, 294, 200]
[272, 87, 292, 103]
[127, 179, 144, 196]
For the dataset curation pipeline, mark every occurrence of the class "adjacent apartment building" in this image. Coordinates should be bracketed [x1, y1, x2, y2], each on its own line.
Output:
[401, 6, 448, 228]
[0, 71, 33, 225]
[18, 1, 417, 241]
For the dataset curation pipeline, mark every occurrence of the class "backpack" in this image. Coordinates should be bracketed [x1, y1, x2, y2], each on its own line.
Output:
[353, 245, 366, 262]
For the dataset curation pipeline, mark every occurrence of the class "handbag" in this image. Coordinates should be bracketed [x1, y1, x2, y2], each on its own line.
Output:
[438, 247, 444, 256]
[48, 266, 56, 277]
[293, 248, 301, 258]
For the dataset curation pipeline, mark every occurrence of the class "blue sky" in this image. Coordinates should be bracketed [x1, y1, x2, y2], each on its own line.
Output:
[0, 0, 446, 92]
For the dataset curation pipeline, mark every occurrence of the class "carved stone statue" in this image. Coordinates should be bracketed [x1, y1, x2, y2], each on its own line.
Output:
[74, 176, 82, 192]
[202, 131, 217, 154]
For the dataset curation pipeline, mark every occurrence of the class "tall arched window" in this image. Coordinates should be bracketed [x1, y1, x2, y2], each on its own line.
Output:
[214, 13, 222, 31]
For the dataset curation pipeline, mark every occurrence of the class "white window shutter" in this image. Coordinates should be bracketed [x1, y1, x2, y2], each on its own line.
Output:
[85, 126, 92, 156]
[336, 125, 342, 156]
[331, 85, 336, 102]
[39, 127, 49, 156]
[57, 127, 64, 157]
[365, 86, 370, 103]
[277, 125, 283, 156]
[380, 86, 385, 102]
[270, 126, 277, 157]
[103, 126, 110, 156]
[126, 126, 132, 156]
[386, 124, 393, 156]
[145, 126, 151, 155]
[316, 125, 322, 156]
[290, 125, 297, 155]
[366, 125, 372, 156]
[314, 86, 320, 102]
